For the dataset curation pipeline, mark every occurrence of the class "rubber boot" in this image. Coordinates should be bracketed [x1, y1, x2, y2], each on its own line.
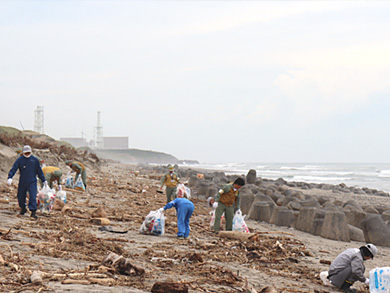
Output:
[19, 208, 27, 215]
[340, 280, 356, 293]
[30, 210, 38, 219]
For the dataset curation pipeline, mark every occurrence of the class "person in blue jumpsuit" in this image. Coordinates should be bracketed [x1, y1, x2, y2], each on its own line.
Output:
[7, 145, 46, 219]
[159, 197, 194, 239]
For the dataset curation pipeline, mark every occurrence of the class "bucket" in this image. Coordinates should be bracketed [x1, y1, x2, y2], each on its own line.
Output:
[370, 267, 390, 293]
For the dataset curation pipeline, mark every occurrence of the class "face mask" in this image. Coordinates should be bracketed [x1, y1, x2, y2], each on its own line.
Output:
[23, 154, 31, 158]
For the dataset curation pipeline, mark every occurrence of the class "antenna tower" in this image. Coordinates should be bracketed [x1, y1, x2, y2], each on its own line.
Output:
[34, 106, 44, 134]
[94, 111, 104, 149]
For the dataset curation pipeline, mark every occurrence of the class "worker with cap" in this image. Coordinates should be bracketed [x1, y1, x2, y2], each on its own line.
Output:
[40, 166, 63, 189]
[160, 165, 180, 203]
[16, 147, 23, 157]
[326, 243, 378, 292]
[213, 177, 245, 232]
[65, 160, 87, 188]
[7, 145, 46, 219]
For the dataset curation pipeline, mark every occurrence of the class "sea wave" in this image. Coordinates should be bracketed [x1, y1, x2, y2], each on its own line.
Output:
[280, 165, 322, 171]
[292, 176, 352, 182]
[379, 170, 390, 178]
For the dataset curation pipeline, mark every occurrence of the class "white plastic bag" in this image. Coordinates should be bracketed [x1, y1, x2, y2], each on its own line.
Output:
[320, 271, 333, 287]
[176, 183, 186, 198]
[65, 171, 73, 188]
[139, 210, 165, 236]
[56, 190, 67, 203]
[74, 174, 85, 191]
[209, 209, 225, 228]
[369, 267, 390, 293]
[37, 185, 56, 213]
[232, 210, 249, 233]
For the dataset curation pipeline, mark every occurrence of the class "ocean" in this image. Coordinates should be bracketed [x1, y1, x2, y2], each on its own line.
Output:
[184, 162, 390, 193]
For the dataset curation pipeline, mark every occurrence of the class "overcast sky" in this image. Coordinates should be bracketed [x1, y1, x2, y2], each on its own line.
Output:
[1, 1, 390, 163]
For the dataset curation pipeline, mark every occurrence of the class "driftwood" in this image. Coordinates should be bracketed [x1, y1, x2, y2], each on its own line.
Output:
[91, 206, 107, 218]
[0, 228, 29, 235]
[103, 252, 145, 276]
[90, 218, 110, 225]
[89, 277, 115, 286]
[151, 281, 189, 293]
[61, 279, 91, 285]
[30, 271, 43, 285]
[218, 231, 259, 241]
[63, 187, 85, 194]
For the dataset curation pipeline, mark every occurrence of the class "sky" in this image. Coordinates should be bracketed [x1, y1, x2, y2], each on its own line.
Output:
[1, 1, 390, 164]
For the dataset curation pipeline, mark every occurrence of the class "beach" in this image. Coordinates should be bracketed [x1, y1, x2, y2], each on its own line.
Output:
[1, 149, 389, 292]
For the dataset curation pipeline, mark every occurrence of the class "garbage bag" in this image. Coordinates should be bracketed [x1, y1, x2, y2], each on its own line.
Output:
[65, 171, 73, 188]
[232, 210, 249, 233]
[56, 190, 67, 203]
[37, 185, 56, 213]
[139, 210, 165, 236]
[74, 174, 85, 191]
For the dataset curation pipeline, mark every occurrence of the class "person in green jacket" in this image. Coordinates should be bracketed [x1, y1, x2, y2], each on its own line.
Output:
[65, 160, 87, 188]
[160, 165, 180, 203]
[213, 177, 245, 232]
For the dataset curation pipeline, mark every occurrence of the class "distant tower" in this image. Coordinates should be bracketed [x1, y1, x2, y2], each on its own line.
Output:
[94, 111, 104, 149]
[34, 106, 44, 134]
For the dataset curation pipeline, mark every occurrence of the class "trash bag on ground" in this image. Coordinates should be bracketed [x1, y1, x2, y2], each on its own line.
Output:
[74, 174, 85, 191]
[56, 190, 67, 203]
[232, 210, 249, 233]
[37, 185, 56, 213]
[139, 210, 165, 236]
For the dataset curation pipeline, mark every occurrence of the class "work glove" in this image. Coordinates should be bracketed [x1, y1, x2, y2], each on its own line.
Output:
[58, 185, 62, 191]
[212, 202, 218, 209]
[44, 181, 48, 188]
[158, 208, 164, 213]
[7, 178, 12, 185]
[365, 278, 369, 285]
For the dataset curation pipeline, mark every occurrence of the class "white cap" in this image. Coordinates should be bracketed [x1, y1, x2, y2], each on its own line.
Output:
[366, 243, 378, 257]
[22, 145, 32, 153]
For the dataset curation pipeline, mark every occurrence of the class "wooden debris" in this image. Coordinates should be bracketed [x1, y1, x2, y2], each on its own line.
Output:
[61, 279, 91, 285]
[90, 218, 110, 225]
[151, 281, 189, 293]
[30, 271, 43, 285]
[260, 285, 277, 293]
[219, 231, 259, 241]
[52, 198, 65, 210]
[103, 252, 145, 276]
[89, 277, 115, 286]
[91, 206, 107, 218]
[320, 259, 331, 265]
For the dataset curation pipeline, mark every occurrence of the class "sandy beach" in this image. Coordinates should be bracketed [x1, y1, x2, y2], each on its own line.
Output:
[1, 147, 389, 292]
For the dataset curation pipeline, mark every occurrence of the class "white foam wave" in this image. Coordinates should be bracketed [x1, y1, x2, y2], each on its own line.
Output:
[280, 165, 322, 171]
[292, 176, 352, 182]
[379, 170, 390, 178]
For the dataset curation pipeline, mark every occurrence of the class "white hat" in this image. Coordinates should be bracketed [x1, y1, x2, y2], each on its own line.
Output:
[22, 145, 32, 153]
[366, 243, 378, 257]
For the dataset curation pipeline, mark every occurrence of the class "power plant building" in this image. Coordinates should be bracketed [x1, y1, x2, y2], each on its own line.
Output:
[103, 136, 128, 149]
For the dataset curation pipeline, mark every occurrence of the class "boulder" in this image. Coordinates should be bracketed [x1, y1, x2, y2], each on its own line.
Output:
[299, 197, 321, 209]
[320, 211, 350, 242]
[361, 214, 390, 246]
[239, 188, 255, 215]
[187, 176, 198, 188]
[248, 201, 276, 222]
[344, 208, 367, 229]
[363, 205, 379, 214]
[348, 225, 365, 242]
[382, 210, 390, 222]
[246, 169, 257, 184]
[269, 206, 295, 227]
[295, 207, 318, 233]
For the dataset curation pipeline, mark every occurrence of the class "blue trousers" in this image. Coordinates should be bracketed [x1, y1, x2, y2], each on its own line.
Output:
[17, 181, 38, 211]
[177, 202, 194, 238]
